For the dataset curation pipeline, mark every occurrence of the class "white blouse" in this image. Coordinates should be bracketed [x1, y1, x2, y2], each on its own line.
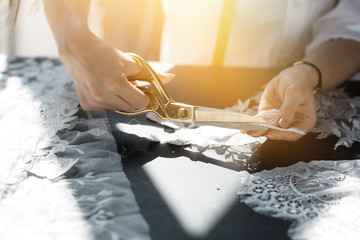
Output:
[159, 0, 360, 68]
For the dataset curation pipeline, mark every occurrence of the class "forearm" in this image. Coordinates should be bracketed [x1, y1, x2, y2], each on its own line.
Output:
[43, 0, 91, 49]
[304, 39, 360, 91]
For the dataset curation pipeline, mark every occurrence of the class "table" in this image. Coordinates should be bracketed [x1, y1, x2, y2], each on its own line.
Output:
[107, 66, 360, 239]
[3, 55, 358, 239]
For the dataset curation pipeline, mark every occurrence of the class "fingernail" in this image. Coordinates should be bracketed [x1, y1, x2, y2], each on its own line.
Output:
[266, 134, 274, 140]
[279, 117, 289, 128]
[251, 133, 262, 138]
[165, 73, 176, 77]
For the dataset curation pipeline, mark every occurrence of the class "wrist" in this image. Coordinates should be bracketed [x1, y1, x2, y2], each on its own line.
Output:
[44, 0, 91, 51]
[293, 61, 322, 93]
[57, 24, 92, 57]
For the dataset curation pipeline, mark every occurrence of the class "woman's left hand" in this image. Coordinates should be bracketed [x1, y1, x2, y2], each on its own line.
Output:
[246, 64, 318, 141]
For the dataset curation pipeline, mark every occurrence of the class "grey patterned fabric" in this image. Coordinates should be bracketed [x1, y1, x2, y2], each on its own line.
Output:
[0, 55, 150, 240]
[60, 111, 151, 240]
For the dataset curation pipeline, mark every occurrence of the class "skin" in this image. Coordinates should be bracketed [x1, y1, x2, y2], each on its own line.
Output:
[247, 39, 360, 141]
[44, 0, 360, 141]
[43, 0, 174, 112]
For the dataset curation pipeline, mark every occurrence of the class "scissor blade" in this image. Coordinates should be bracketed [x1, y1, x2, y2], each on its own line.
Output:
[194, 107, 268, 130]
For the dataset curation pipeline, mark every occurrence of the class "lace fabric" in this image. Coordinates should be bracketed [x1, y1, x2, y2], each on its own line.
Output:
[0, 57, 93, 239]
[115, 112, 267, 171]
[140, 85, 360, 239]
[0, 56, 150, 240]
[145, 86, 360, 149]
[313, 89, 360, 149]
[227, 87, 360, 149]
[0, 57, 78, 191]
[3, 54, 360, 239]
[233, 88, 360, 239]
[238, 160, 360, 240]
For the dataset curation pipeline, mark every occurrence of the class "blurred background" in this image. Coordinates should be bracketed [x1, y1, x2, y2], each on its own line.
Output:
[0, 0, 57, 56]
[0, 0, 164, 59]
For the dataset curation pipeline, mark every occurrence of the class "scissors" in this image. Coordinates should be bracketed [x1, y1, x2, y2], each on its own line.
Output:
[115, 53, 267, 131]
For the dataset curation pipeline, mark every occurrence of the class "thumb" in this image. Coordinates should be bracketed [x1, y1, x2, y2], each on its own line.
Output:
[277, 94, 301, 129]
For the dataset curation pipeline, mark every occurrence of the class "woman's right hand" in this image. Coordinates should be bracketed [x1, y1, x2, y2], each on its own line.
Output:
[58, 28, 174, 112]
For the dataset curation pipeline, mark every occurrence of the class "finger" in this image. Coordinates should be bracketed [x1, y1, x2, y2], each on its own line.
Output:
[121, 52, 176, 84]
[265, 111, 315, 141]
[78, 71, 148, 111]
[75, 86, 115, 111]
[258, 77, 281, 111]
[265, 129, 303, 141]
[85, 93, 136, 112]
[99, 83, 147, 112]
[67, 68, 113, 111]
[112, 76, 150, 110]
[290, 112, 316, 134]
[277, 91, 302, 128]
[241, 129, 269, 137]
[248, 130, 268, 137]
[100, 92, 140, 112]
[73, 77, 133, 111]
[64, 58, 119, 111]
[157, 72, 176, 84]
[65, 53, 148, 111]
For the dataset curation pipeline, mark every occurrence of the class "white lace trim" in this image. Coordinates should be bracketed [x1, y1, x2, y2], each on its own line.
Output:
[238, 159, 360, 239]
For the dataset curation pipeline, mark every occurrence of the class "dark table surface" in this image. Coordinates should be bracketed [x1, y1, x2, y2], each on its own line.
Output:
[108, 66, 360, 240]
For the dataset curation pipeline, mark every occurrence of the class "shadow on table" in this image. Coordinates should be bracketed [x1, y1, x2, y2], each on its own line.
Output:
[108, 111, 292, 240]
[109, 109, 360, 174]
[110, 112, 264, 172]
[254, 132, 360, 170]
[107, 66, 360, 240]
[109, 110, 360, 240]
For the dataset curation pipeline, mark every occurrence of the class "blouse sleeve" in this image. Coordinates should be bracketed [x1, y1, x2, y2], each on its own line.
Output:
[306, 0, 360, 55]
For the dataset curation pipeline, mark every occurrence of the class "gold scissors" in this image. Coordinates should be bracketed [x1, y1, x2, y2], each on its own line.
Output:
[115, 53, 267, 130]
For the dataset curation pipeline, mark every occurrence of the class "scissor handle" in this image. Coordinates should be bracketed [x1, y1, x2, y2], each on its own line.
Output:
[115, 87, 161, 115]
[115, 53, 196, 122]
[115, 87, 196, 122]
[127, 53, 173, 107]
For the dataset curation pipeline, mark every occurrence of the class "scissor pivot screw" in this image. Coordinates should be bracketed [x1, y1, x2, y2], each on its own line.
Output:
[178, 108, 189, 120]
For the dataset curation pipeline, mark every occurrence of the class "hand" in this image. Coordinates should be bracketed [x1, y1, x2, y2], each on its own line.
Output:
[58, 29, 174, 112]
[247, 65, 317, 141]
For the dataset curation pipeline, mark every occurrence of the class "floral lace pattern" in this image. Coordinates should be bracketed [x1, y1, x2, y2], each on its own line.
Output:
[228, 87, 360, 149]
[116, 113, 267, 171]
[234, 85, 360, 239]
[313, 89, 360, 149]
[0, 56, 149, 240]
[238, 160, 360, 240]
[141, 81, 360, 239]
[3, 54, 359, 240]
[0, 56, 79, 194]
